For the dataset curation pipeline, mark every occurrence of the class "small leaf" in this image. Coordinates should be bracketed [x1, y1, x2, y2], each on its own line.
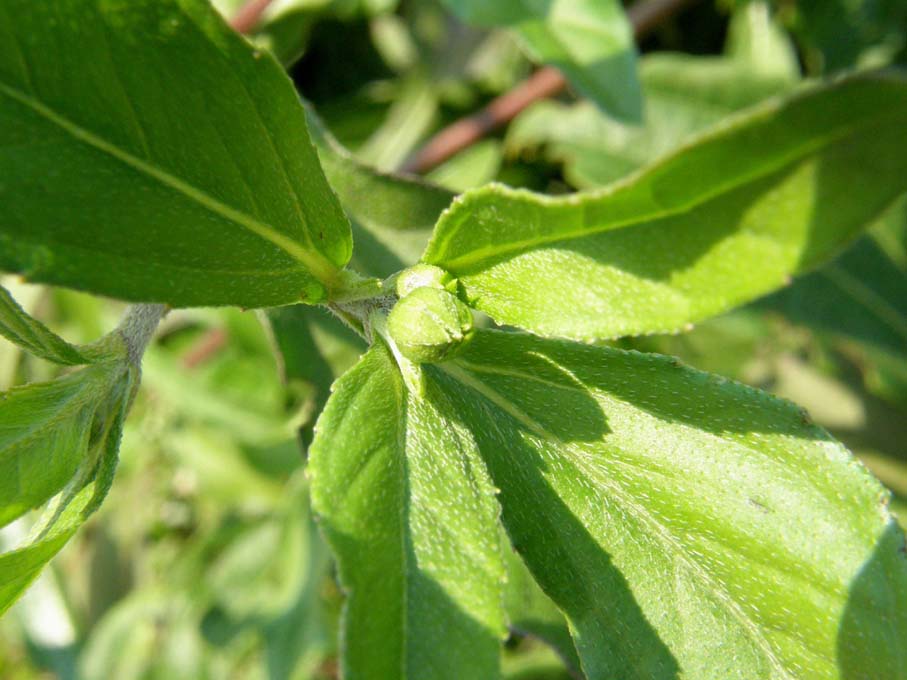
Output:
[0, 0, 351, 307]
[425, 73, 907, 340]
[428, 329, 907, 678]
[307, 103, 454, 277]
[0, 367, 133, 616]
[0, 284, 96, 365]
[0, 361, 126, 528]
[309, 343, 507, 679]
[442, 0, 642, 120]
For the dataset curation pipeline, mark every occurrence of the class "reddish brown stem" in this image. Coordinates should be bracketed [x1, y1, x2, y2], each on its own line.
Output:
[182, 328, 229, 369]
[230, 0, 275, 34]
[401, 0, 698, 175]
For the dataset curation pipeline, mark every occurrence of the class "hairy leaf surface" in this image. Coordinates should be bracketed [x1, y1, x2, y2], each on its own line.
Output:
[0, 363, 125, 528]
[0, 0, 350, 307]
[428, 329, 907, 678]
[442, 0, 641, 120]
[0, 366, 133, 616]
[425, 74, 907, 340]
[309, 344, 506, 679]
[0, 285, 95, 365]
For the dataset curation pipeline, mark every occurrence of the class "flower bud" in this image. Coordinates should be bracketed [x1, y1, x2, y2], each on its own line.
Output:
[387, 286, 473, 364]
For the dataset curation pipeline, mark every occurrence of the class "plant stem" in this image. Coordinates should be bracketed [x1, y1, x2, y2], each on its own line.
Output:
[401, 0, 698, 174]
[230, 0, 276, 34]
[117, 304, 168, 364]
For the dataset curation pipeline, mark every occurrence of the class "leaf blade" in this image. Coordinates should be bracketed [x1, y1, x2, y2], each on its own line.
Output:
[424, 73, 907, 340]
[0, 285, 90, 365]
[428, 329, 907, 678]
[0, 0, 350, 307]
[309, 344, 507, 679]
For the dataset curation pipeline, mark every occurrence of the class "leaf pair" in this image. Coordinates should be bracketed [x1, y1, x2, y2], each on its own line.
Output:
[0, 287, 150, 616]
[311, 331, 907, 678]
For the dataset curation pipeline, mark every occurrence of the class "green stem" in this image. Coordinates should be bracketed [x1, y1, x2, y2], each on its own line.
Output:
[116, 304, 169, 364]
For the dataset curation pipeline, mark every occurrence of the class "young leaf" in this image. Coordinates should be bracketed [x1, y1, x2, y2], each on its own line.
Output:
[0, 362, 124, 528]
[0, 367, 133, 616]
[0, 284, 93, 365]
[424, 73, 907, 341]
[427, 329, 907, 678]
[306, 104, 454, 277]
[442, 0, 642, 120]
[309, 343, 507, 679]
[0, 0, 351, 308]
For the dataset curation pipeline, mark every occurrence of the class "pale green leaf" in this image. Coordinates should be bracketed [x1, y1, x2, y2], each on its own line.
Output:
[442, 0, 641, 120]
[0, 362, 125, 528]
[0, 368, 133, 616]
[0, 284, 92, 365]
[425, 73, 907, 340]
[427, 329, 907, 678]
[0, 0, 351, 307]
[309, 343, 507, 679]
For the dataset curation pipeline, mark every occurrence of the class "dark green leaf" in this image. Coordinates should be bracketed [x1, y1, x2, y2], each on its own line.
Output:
[0, 0, 351, 307]
[426, 329, 907, 678]
[309, 343, 507, 679]
[425, 74, 907, 340]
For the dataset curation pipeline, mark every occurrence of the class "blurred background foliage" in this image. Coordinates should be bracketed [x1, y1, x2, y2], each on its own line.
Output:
[2, 0, 907, 677]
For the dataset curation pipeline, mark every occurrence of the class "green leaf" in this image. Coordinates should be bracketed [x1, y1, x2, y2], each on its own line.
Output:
[309, 343, 507, 679]
[442, 0, 641, 120]
[503, 545, 581, 676]
[425, 73, 907, 340]
[0, 362, 126, 528]
[0, 365, 134, 616]
[765, 197, 907, 359]
[0, 284, 93, 365]
[0, 0, 351, 307]
[307, 103, 454, 277]
[265, 303, 365, 451]
[427, 329, 907, 678]
[508, 47, 796, 189]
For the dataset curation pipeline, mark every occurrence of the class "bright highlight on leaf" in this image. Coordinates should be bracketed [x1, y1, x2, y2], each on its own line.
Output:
[0, 0, 351, 307]
[424, 73, 907, 341]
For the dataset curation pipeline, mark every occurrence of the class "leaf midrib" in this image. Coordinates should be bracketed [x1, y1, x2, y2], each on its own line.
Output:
[0, 81, 338, 286]
[430, 100, 903, 273]
[441, 360, 795, 678]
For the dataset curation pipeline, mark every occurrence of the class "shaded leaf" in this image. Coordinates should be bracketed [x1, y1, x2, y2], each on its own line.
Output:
[0, 0, 350, 307]
[427, 329, 907, 678]
[425, 73, 907, 340]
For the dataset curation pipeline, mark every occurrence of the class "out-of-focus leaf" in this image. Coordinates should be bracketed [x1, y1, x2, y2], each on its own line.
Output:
[307, 103, 454, 277]
[0, 363, 124, 528]
[427, 140, 503, 193]
[426, 74, 907, 341]
[442, 0, 641, 120]
[309, 343, 507, 679]
[265, 304, 364, 452]
[431, 329, 907, 678]
[0, 370, 133, 616]
[357, 76, 438, 172]
[766, 199, 907, 360]
[0, 0, 351, 307]
[503, 547, 580, 676]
